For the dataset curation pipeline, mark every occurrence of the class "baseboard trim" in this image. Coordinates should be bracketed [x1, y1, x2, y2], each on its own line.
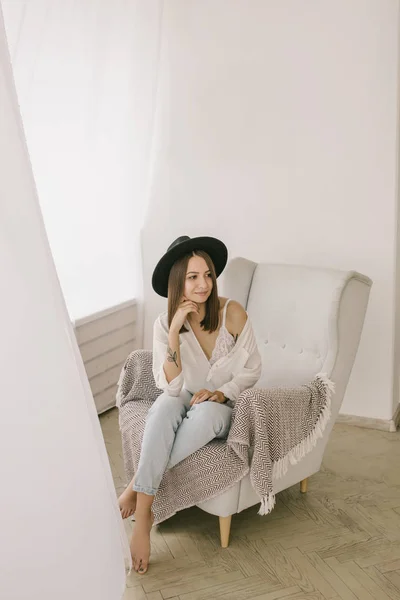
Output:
[337, 406, 400, 433]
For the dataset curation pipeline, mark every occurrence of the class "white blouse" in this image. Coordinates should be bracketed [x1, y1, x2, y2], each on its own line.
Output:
[152, 301, 262, 404]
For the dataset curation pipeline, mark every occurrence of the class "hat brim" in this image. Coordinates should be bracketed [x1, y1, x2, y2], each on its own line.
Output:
[152, 236, 228, 297]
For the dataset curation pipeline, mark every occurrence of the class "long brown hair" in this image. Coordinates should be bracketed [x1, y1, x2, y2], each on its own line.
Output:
[167, 250, 220, 334]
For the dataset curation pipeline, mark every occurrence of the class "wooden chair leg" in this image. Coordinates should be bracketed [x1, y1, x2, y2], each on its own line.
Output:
[219, 515, 232, 548]
[300, 478, 308, 493]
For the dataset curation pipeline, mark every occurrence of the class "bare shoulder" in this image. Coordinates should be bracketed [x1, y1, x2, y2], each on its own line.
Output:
[226, 300, 247, 336]
[218, 296, 229, 310]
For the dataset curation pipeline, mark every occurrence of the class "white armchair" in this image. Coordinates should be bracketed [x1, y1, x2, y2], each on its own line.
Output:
[196, 258, 372, 546]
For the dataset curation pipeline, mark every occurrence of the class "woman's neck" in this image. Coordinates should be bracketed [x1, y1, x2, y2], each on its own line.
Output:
[188, 303, 206, 324]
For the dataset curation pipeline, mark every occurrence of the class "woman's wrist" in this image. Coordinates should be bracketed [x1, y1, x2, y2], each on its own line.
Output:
[213, 390, 228, 404]
[168, 328, 180, 341]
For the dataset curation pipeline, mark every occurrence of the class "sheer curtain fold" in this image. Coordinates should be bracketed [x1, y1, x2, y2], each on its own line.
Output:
[2, 0, 163, 321]
[0, 1, 164, 597]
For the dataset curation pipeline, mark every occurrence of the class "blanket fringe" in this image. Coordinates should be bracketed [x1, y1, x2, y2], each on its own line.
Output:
[258, 492, 276, 515]
[315, 372, 336, 395]
[261, 373, 334, 513]
[115, 365, 126, 409]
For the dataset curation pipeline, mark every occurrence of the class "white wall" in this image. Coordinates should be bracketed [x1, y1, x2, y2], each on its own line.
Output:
[2, 0, 162, 320]
[142, 0, 400, 421]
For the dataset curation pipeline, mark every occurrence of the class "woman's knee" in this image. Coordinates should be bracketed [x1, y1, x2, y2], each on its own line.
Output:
[148, 391, 189, 425]
[189, 401, 232, 436]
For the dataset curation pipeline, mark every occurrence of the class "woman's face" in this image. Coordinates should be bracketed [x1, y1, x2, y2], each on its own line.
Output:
[183, 255, 213, 303]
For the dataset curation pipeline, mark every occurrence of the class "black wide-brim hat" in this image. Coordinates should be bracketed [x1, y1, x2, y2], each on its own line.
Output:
[152, 236, 228, 297]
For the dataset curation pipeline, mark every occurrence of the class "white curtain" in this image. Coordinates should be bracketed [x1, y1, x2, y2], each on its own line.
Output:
[0, 2, 163, 598]
[1, 0, 163, 322]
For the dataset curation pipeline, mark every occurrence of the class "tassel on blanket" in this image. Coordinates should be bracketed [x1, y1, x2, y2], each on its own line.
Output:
[115, 369, 124, 409]
[259, 373, 335, 515]
[258, 492, 276, 516]
[315, 372, 336, 396]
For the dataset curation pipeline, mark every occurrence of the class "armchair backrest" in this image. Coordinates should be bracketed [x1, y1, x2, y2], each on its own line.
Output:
[220, 259, 372, 403]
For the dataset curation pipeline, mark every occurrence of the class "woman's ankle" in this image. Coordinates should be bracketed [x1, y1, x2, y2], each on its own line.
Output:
[135, 505, 153, 518]
[135, 493, 154, 519]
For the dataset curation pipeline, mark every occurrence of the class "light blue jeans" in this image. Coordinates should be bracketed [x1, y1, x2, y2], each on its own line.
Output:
[133, 389, 233, 495]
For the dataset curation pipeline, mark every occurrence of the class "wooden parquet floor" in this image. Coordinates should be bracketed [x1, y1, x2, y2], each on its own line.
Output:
[100, 408, 400, 600]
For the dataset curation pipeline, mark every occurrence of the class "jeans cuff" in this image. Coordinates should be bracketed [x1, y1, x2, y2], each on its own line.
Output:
[133, 484, 157, 495]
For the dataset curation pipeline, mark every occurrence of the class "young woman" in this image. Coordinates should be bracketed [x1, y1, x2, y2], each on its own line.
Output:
[118, 235, 262, 574]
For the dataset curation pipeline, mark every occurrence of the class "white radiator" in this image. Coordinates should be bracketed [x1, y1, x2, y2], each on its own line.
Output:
[73, 300, 138, 414]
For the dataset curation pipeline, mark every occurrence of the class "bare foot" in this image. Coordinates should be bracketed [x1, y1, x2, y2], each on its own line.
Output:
[118, 486, 137, 519]
[130, 512, 154, 574]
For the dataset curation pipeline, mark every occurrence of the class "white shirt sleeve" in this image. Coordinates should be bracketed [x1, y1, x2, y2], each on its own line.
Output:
[217, 321, 262, 404]
[152, 315, 184, 396]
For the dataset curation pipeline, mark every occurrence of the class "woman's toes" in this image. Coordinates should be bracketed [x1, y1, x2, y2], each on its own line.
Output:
[118, 487, 137, 519]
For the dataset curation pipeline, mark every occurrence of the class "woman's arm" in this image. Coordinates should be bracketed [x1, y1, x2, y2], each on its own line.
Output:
[152, 316, 184, 396]
[164, 327, 182, 383]
[217, 302, 262, 403]
[216, 348, 262, 403]
[225, 300, 248, 339]
[153, 299, 198, 395]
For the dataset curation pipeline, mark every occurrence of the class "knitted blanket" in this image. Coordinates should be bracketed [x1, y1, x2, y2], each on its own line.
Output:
[116, 349, 334, 524]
